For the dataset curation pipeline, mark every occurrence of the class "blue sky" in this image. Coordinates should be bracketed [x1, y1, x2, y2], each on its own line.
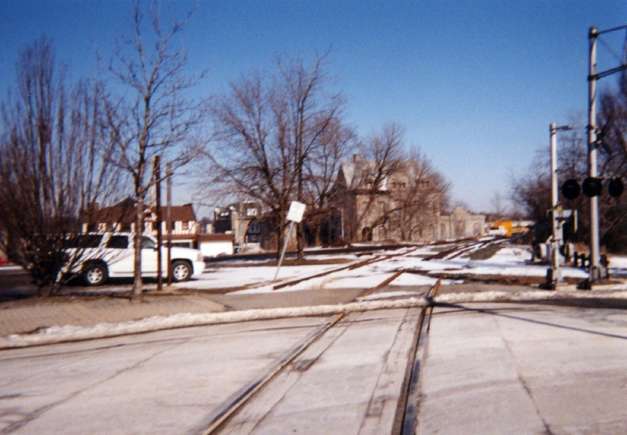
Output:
[1, 0, 626, 215]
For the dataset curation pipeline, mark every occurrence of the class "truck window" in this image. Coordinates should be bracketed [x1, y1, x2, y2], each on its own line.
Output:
[107, 235, 129, 249]
[141, 237, 156, 249]
[66, 235, 103, 248]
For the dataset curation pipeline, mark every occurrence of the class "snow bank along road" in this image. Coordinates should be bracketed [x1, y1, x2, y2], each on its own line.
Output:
[0, 240, 485, 348]
[0, 293, 435, 434]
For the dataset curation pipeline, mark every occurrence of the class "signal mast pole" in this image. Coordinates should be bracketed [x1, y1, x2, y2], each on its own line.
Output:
[587, 26, 602, 282]
[548, 123, 572, 288]
[586, 23, 627, 283]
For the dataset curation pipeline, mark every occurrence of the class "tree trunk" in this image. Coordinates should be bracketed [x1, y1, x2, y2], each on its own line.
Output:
[132, 193, 144, 300]
[275, 225, 283, 261]
[296, 222, 304, 259]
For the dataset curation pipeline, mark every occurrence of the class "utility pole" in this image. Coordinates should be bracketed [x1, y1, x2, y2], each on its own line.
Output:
[586, 23, 627, 283]
[154, 156, 163, 291]
[166, 163, 173, 286]
[587, 26, 602, 282]
[547, 123, 572, 288]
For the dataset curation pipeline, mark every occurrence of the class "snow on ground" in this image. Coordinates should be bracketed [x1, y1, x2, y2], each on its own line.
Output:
[231, 265, 396, 295]
[390, 273, 439, 286]
[400, 258, 467, 272]
[174, 246, 627, 293]
[303, 254, 360, 261]
[5, 288, 627, 349]
[360, 290, 422, 300]
[176, 264, 341, 290]
[0, 297, 429, 348]
[478, 246, 533, 264]
[444, 264, 589, 278]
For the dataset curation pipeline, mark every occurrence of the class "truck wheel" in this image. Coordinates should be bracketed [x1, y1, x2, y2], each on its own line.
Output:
[83, 262, 108, 286]
[171, 260, 192, 282]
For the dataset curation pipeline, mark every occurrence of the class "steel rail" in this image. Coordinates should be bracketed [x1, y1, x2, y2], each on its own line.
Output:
[394, 280, 440, 435]
[203, 313, 346, 434]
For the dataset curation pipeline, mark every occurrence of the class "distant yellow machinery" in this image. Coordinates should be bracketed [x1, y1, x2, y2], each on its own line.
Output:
[488, 219, 532, 237]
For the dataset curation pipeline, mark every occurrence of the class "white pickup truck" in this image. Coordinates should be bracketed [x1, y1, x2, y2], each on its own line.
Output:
[67, 232, 205, 285]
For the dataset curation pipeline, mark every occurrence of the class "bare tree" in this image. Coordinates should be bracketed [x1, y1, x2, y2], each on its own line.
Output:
[202, 56, 345, 257]
[386, 147, 450, 240]
[598, 72, 627, 251]
[348, 123, 404, 240]
[104, 2, 205, 298]
[302, 118, 356, 245]
[0, 38, 122, 296]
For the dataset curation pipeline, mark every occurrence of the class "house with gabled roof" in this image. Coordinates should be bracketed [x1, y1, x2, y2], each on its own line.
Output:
[330, 155, 485, 243]
[81, 198, 233, 256]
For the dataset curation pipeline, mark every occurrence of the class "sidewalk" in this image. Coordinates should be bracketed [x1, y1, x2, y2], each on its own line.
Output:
[0, 293, 225, 336]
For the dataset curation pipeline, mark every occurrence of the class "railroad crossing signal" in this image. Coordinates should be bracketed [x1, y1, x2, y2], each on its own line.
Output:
[561, 177, 624, 199]
[561, 179, 580, 200]
[608, 178, 624, 197]
[582, 177, 603, 197]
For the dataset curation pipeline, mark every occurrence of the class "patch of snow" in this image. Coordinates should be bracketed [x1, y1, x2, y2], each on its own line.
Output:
[0, 297, 429, 349]
[390, 273, 439, 286]
[473, 246, 532, 265]
[438, 265, 588, 278]
[360, 290, 422, 300]
[5, 287, 627, 349]
[176, 264, 339, 290]
[436, 289, 627, 304]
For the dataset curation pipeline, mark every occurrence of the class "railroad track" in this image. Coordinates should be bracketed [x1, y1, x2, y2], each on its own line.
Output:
[424, 236, 503, 261]
[269, 245, 420, 291]
[200, 240, 483, 433]
[265, 237, 496, 295]
[203, 280, 442, 435]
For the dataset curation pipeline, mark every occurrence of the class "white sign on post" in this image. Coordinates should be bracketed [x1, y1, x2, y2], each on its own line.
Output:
[273, 201, 306, 281]
[286, 201, 306, 223]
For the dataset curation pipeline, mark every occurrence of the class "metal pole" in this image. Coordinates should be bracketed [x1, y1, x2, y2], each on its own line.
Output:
[154, 156, 163, 291]
[273, 221, 294, 281]
[549, 123, 561, 284]
[587, 26, 603, 281]
[166, 163, 173, 286]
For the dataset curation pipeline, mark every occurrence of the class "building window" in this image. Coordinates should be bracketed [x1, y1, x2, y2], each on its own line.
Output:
[182, 221, 189, 231]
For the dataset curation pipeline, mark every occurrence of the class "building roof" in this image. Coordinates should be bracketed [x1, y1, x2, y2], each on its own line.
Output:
[91, 198, 196, 224]
[339, 157, 390, 191]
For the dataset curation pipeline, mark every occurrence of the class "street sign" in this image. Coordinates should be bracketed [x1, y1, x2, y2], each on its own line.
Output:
[286, 201, 306, 223]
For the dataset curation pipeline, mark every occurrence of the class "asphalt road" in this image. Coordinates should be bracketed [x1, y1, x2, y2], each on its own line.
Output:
[0, 268, 34, 301]
[0, 308, 421, 434]
[2, 302, 626, 434]
[418, 302, 627, 434]
[0, 267, 166, 301]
